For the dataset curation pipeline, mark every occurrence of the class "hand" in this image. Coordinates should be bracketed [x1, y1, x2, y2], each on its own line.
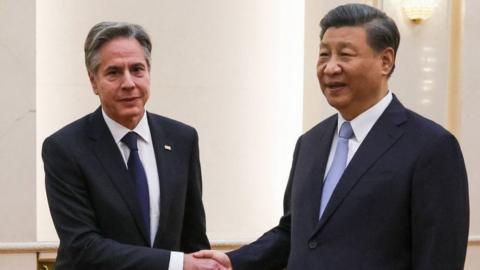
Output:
[193, 250, 232, 270]
[184, 253, 227, 270]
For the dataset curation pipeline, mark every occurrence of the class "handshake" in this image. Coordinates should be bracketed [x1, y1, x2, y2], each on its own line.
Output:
[184, 250, 232, 270]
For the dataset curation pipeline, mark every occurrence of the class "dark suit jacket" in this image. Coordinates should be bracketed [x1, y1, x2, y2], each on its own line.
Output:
[228, 96, 469, 270]
[42, 108, 210, 270]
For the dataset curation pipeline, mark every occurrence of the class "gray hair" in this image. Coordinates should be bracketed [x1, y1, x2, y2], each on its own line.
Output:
[84, 21, 152, 74]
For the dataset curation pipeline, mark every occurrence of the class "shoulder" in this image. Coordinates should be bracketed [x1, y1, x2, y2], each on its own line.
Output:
[147, 112, 198, 142]
[43, 112, 94, 147]
[300, 114, 337, 142]
[387, 102, 461, 159]
[41, 112, 97, 161]
[404, 109, 455, 144]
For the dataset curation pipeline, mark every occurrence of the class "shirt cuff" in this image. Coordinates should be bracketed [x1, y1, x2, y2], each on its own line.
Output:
[168, 251, 184, 270]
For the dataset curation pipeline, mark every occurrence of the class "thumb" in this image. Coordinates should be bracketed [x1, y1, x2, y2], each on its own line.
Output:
[192, 249, 215, 259]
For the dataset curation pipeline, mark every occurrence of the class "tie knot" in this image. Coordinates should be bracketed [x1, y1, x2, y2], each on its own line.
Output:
[121, 132, 139, 151]
[339, 122, 354, 139]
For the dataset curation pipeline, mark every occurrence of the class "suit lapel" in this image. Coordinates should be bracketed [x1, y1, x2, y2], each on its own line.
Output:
[147, 113, 175, 247]
[312, 97, 408, 235]
[87, 108, 151, 245]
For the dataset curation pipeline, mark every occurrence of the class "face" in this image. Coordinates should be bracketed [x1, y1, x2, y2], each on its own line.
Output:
[89, 37, 150, 129]
[317, 26, 394, 120]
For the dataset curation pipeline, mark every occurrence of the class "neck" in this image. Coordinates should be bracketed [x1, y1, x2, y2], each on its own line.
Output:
[340, 87, 389, 121]
[119, 117, 142, 130]
[102, 108, 145, 130]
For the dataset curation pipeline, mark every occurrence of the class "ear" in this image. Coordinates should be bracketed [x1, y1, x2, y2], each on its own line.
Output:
[88, 71, 98, 95]
[380, 47, 395, 76]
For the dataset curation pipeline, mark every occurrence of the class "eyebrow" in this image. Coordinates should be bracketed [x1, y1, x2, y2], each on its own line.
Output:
[320, 41, 356, 49]
[104, 62, 146, 70]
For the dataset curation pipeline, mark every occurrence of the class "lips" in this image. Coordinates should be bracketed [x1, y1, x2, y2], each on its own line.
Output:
[325, 81, 347, 90]
[119, 97, 140, 102]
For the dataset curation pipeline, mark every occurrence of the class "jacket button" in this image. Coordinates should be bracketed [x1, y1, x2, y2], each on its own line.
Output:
[308, 240, 318, 249]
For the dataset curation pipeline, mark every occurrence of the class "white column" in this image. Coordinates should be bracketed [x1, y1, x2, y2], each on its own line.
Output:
[460, 0, 480, 269]
[0, 0, 37, 267]
[0, 0, 36, 242]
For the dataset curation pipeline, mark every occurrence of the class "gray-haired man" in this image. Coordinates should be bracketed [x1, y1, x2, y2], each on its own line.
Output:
[43, 22, 220, 270]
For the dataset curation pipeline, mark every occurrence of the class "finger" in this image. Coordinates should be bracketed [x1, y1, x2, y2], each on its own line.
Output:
[193, 250, 215, 259]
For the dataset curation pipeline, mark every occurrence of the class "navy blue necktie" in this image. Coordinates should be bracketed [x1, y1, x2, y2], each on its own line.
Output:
[122, 132, 150, 238]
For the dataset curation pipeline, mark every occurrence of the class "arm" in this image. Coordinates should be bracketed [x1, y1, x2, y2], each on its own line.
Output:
[43, 136, 170, 269]
[225, 137, 303, 270]
[411, 133, 469, 270]
[181, 130, 211, 252]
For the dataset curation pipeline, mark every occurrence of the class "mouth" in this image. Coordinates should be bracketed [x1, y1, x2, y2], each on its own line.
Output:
[119, 96, 140, 102]
[118, 97, 142, 105]
[325, 82, 347, 91]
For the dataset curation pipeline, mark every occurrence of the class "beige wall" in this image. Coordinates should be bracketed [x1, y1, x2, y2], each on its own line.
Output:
[0, 0, 36, 241]
[0, 254, 37, 270]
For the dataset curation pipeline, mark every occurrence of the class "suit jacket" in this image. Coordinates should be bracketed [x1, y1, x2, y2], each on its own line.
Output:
[42, 108, 210, 270]
[228, 96, 469, 270]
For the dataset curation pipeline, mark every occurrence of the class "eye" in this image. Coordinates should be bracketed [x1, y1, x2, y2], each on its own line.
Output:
[105, 68, 120, 77]
[339, 50, 355, 57]
[319, 50, 330, 58]
[131, 65, 146, 75]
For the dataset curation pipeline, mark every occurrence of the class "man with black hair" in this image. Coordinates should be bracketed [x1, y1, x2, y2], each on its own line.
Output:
[195, 3, 469, 270]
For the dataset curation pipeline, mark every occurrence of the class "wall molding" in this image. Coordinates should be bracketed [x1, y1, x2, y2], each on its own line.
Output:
[469, 235, 480, 244]
[0, 242, 57, 254]
[1, 237, 479, 254]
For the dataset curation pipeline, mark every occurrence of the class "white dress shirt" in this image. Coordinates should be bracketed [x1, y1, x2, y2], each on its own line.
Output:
[324, 91, 393, 178]
[102, 110, 184, 270]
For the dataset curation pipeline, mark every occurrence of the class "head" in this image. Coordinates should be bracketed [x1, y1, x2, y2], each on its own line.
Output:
[317, 4, 400, 120]
[85, 22, 152, 129]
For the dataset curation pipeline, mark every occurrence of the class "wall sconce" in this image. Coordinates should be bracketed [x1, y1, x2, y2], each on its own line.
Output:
[402, 0, 437, 23]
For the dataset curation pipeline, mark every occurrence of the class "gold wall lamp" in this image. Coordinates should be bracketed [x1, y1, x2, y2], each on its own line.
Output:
[402, 0, 437, 23]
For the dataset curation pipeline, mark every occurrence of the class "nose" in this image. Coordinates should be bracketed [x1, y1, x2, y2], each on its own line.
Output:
[121, 71, 135, 90]
[321, 58, 342, 76]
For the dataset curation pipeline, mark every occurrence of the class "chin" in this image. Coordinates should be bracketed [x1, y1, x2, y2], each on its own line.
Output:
[119, 108, 144, 119]
[325, 95, 350, 110]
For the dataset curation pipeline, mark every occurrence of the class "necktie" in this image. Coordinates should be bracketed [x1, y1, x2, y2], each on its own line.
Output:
[320, 121, 354, 218]
[122, 132, 150, 239]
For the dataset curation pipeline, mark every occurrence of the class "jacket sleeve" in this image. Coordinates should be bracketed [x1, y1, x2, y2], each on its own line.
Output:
[227, 137, 303, 270]
[410, 133, 469, 270]
[180, 129, 211, 252]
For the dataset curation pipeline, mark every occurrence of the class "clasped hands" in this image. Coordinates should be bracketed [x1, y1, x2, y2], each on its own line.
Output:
[184, 250, 232, 270]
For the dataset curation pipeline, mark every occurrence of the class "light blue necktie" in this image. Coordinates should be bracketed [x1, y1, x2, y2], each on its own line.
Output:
[320, 121, 354, 218]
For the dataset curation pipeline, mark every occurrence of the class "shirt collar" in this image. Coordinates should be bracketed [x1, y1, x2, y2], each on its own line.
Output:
[336, 91, 393, 142]
[102, 109, 152, 144]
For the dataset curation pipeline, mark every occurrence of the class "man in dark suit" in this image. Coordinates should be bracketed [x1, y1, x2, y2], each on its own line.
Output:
[42, 22, 222, 270]
[194, 4, 469, 270]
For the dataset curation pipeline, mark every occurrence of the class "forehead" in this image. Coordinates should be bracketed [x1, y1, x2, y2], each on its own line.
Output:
[98, 37, 146, 64]
[320, 26, 368, 47]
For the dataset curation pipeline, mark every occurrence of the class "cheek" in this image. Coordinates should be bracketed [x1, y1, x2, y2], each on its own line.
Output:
[316, 65, 326, 81]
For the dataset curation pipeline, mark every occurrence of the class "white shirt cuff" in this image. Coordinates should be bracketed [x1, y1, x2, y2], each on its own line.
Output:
[168, 251, 184, 270]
